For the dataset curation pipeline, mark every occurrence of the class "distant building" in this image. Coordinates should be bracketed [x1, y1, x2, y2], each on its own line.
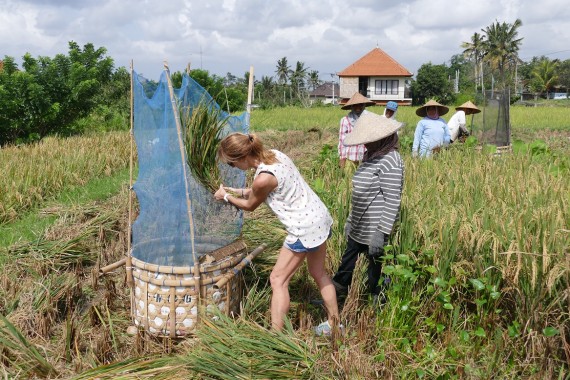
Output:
[337, 47, 413, 106]
[308, 82, 340, 105]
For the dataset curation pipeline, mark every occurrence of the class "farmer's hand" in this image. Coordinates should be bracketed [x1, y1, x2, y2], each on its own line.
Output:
[368, 231, 385, 258]
[214, 184, 226, 201]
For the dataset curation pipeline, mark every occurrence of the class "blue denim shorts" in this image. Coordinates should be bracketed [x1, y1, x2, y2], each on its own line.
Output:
[285, 230, 331, 253]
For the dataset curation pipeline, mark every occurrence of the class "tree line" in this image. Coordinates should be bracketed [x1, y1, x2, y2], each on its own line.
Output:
[414, 19, 570, 105]
[1, 19, 568, 146]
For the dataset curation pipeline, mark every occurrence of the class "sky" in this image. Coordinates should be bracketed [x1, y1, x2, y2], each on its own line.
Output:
[2, 0, 570, 82]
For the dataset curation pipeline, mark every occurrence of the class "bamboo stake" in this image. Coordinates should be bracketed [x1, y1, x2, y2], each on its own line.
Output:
[127, 60, 135, 325]
[246, 65, 254, 114]
[99, 258, 127, 275]
[214, 243, 267, 289]
[163, 62, 201, 324]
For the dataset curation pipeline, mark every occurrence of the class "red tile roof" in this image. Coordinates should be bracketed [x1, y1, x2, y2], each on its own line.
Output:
[338, 47, 412, 77]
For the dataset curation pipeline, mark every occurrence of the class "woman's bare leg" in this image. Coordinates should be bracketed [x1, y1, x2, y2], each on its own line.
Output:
[306, 242, 340, 326]
[269, 246, 306, 330]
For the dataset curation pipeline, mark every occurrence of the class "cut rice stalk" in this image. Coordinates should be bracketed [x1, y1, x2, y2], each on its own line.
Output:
[181, 99, 229, 193]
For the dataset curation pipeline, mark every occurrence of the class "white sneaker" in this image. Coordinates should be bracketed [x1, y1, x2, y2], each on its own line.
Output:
[314, 320, 345, 337]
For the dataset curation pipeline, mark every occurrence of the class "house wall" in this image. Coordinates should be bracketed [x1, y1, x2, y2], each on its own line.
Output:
[339, 77, 358, 98]
[340, 76, 412, 103]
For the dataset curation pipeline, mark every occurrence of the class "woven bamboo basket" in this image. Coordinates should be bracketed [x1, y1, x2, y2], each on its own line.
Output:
[131, 240, 250, 337]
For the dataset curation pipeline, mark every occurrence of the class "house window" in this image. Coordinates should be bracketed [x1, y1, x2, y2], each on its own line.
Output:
[375, 80, 399, 95]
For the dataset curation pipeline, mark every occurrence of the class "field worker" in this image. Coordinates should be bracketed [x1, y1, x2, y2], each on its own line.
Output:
[411, 99, 451, 157]
[214, 133, 341, 336]
[383, 101, 399, 120]
[447, 101, 480, 142]
[338, 92, 375, 168]
[331, 112, 405, 307]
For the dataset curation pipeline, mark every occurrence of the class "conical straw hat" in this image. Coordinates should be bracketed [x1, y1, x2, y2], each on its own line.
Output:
[415, 99, 449, 117]
[344, 111, 403, 146]
[456, 100, 481, 115]
[341, 92, 375, 110]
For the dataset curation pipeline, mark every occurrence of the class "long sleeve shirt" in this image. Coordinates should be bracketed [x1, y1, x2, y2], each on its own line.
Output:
[447, 110, 466, 141]
[347, 150, 404, 243]
[338, 110, 368, 161]
[412, 117, 451, 157]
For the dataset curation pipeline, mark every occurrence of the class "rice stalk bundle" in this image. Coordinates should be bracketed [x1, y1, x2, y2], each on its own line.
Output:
[185, 312, 315, 379]
[32, 272, 78, 316]
[70, 356, 187, 380]
[9, 235, 93, 272]
[181, 100, 229, 193]
[0, 314, 58, 378]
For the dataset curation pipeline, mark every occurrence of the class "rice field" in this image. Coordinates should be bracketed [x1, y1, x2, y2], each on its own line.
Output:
[0, 104, 568, 379]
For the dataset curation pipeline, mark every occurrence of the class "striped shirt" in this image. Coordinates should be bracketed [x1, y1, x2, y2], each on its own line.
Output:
[338, 110, 368, 161]
[347, 150, 404, 244]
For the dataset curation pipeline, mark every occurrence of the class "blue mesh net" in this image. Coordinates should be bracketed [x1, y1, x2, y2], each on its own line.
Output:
[131, 70, 248, 266]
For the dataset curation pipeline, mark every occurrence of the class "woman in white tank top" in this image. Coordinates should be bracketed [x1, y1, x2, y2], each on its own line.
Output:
[214, 133, 340, 336]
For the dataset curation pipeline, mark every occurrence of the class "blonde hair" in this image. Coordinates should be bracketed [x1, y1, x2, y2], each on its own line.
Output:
[218, 133, 277, 165]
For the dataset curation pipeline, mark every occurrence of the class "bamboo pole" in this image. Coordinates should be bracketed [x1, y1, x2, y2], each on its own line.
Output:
[246, 66, 254, 114]
[214, 243, 267, 289]
[163, 62, 201, 323]
[99, 258, 127, 275]
[126, 60, 134, 288]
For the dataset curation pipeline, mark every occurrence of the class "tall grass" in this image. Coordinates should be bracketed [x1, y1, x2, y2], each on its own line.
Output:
[0, 105, 568, 378]
[0, 132, 130, 224]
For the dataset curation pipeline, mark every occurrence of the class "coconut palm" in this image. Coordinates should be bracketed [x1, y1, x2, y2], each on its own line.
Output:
[275, 57, 290, 85]
[461, 32, 486, 91]
[289, 61, 308, 95]
[308, 70, 321, 91]
[482, 19, 524, 91]
[531, 58, 559, 97]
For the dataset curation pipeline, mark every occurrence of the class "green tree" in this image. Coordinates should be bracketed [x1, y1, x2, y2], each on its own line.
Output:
[308, 70, 320, 90]
[461, 32, 486, 91]
[555, 59, 570, 90]
[482, 19, 523, 91]
[410, 63, 455, 105]
[289, 61, 308, 99]
[0, 41, 114, 144]
[530, 58, 558, 97]
[448, 54, 473, 93]
[275, 57, 290, 85]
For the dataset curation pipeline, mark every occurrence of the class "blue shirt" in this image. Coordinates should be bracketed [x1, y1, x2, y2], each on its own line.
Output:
[412, 117, 451, 157]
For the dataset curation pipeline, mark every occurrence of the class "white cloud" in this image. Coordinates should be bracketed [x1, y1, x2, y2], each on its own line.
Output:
[1, 0, 568, 80]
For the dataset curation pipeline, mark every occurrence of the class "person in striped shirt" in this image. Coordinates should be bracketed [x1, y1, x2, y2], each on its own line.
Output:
[332, 111, 405, 306]
[337, 92, 375, 168]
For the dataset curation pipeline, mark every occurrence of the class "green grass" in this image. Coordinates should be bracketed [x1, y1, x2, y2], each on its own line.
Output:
[0, 167, 131, 249]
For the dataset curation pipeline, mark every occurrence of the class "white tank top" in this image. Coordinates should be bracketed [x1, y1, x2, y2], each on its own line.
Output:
[255, 150, 333, 248]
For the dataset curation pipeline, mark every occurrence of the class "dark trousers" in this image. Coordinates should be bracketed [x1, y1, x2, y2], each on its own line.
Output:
[332, 236, 387, 296]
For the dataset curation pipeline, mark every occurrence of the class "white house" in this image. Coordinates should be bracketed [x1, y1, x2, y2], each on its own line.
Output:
[337, 47, 413, 106]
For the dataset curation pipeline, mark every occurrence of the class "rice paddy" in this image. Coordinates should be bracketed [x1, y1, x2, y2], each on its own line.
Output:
[0, 104, 568, 378]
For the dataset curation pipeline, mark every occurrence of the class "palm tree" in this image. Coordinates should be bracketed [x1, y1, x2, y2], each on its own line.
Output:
[482, 19, 523, 91]
[531, 59, 559, 97]
[461, 32, 486, 91]
[289, 61, 308, 95]
[275, 57, 290, 85]
[308, 70, 320, 91]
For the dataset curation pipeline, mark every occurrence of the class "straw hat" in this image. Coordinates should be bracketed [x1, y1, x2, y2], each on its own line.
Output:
[456, 100, 481, 115]
[415, 99, 449, 117]
[341, 92, 375, 110]
[344, 111, 403, 146]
